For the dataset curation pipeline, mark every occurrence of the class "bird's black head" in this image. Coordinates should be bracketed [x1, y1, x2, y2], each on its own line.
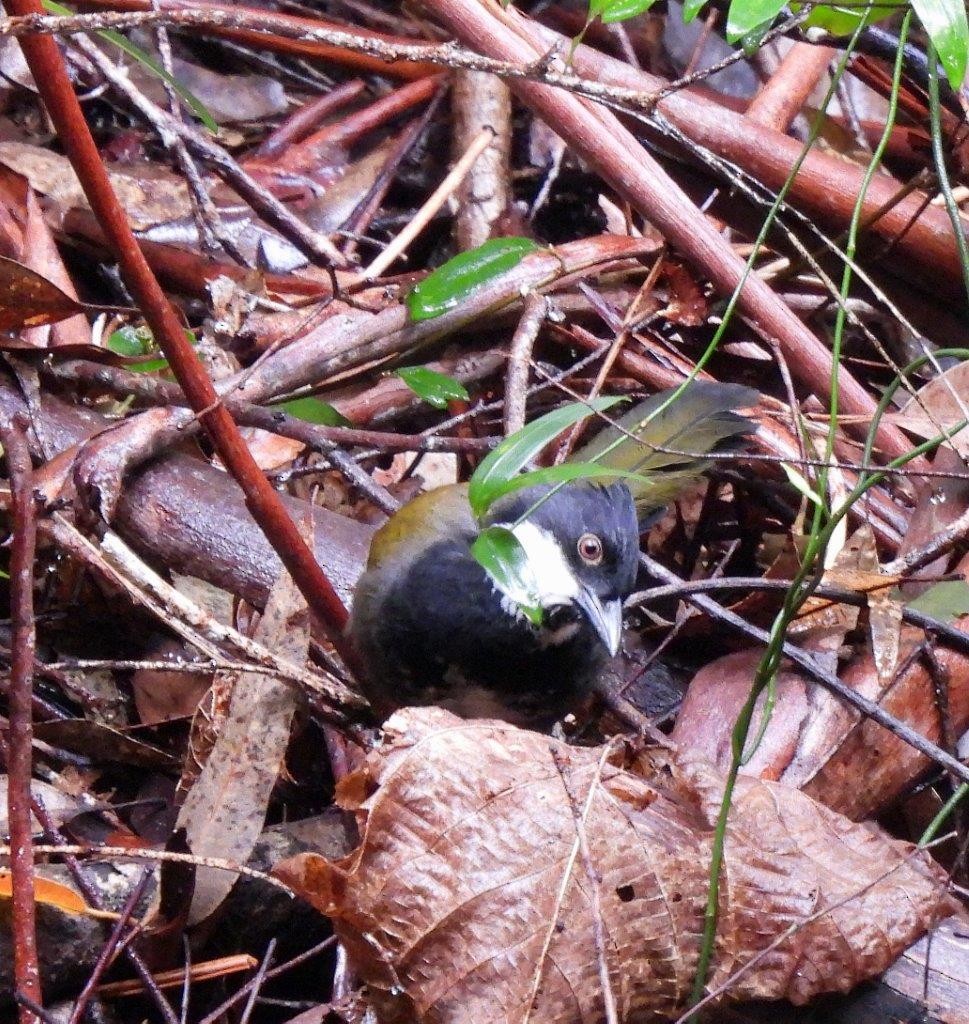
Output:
[484, 481, 640, 654]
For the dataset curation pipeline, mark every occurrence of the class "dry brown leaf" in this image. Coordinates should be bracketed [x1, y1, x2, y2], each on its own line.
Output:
[175, 562, 309, 925]
[801, 524, 904, 682]
[891, 360, 969, 456]
[0, 254, 84, 333]
[276, 708, 953, 1023]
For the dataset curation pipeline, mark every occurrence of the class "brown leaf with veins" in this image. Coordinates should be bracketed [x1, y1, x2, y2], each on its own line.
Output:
[276, 708, 953, 1023]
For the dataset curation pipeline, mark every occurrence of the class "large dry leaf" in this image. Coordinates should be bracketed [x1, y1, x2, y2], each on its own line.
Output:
[277, 708, 953, 1023]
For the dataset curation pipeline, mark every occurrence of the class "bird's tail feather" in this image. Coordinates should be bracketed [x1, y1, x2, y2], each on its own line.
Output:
[573, 382, 757, 511]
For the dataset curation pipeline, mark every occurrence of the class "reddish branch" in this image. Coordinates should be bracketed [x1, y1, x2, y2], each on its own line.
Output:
[7, 0, 358, 663]
[0, 417, 42, 1024]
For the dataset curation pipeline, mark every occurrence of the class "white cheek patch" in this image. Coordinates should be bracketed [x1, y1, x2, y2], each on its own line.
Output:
[491, 520, 580, 611]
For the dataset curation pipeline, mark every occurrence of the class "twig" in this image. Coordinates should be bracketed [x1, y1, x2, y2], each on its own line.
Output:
[551, 746, 619, 1024]
[504, 293, 548, 435]
[361, 126, 495, 280]
[29, 798, 181, 1024]
[3, 843, 298, 894]
[68, 869, 153, 1024]
[239, 939, 276, 1024]
[0, 415, 42, 1024]
[629, 572, 969, 660]
[197, 937, 336, 1024]
[253, 79, 367, 158]
[44, 515, 366, 725]
[523, 739, 619, 1024]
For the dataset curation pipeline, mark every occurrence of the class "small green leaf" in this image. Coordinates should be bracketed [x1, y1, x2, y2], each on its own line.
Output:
[395, 367, 470, 409]
[272, 396, 350, 426]
[913, 0, 969, 88]
[791, 0, 902, 36]
[406, 237, 540, 322]
[468, 396, 626, 520]
[590, 0, 657, 23]
[106, 324, 154, 358]
[481, 462, 652, 509]
[106, 325, 170, 372]
[470, 526, 544, 626]
[43, 0, 218, 133]
[682, 0, 708, 22]
[127, 357, 170, 374]
[906, 580, 969, 623]
[725, 0, 786, 41]
[780, 462, 824, 506]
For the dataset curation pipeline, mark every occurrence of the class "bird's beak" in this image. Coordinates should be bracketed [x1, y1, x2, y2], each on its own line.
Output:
[575, 588, 623, 656]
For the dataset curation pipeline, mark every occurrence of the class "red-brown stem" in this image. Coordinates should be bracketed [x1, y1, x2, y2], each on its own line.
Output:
[746, 42, 835, 131]
[81, 0, 439, 79]
[0, 417, 42, 1024]
[8, 0, 358, 661]
[297, 75, 443, 150]
[252, 79, 367, 159]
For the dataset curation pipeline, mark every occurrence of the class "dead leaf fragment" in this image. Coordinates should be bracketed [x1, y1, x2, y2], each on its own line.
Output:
[175, 562, 309, 925]
[277, 708, 953, 1024]
[0, 254, 84, 333]
[0, 871, 119, 921]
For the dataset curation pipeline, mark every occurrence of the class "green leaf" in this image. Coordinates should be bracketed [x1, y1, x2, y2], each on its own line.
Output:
[906, 580, 969, 623]
[106, 325, 170, 372]
[406, 237, 540, 322]
[590, 0, 657, 23]
[780, 462, 824, 505]
[106, 324, 154, 358]
[43, 0, 218, 133]
[791, 0, 902, 36]
[395, 366, 470, 409]
[271, 396, 350, 426]
[480, 462, 652, 509]
[682, 0, 708, 22]
[913, 0, 969, 88]
[127, 357, 170, 374]
[468, 396, 626, 519]
[470, 526, 544, 626]
[725, 0, 786, 41]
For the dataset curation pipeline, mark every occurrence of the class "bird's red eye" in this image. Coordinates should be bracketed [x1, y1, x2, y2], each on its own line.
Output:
[577, 533, 604, 565]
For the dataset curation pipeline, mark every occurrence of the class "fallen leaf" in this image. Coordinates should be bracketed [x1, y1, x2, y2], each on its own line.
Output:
[277, 708, 953, 1023]
[892, 360, 969, 456]
[175, 559, 310, 925]
[0, 871, 118, 921]
[0, 255, 84, 333]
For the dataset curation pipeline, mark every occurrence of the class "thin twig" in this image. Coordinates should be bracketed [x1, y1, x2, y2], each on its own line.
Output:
[68, 869, 153, 1024]
[0, 415, 42, 1024]
[551, 746, 619, 1024]
[361, 126, 495, 279]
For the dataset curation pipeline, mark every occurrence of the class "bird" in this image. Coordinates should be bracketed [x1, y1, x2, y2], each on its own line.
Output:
[349, 382, 757, 730]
